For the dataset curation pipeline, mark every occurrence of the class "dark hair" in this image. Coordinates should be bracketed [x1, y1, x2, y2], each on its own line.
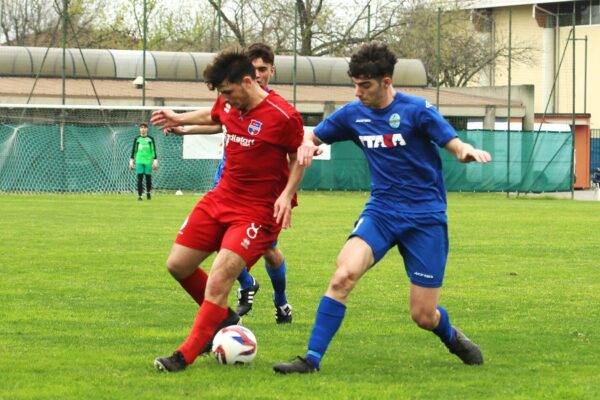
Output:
[348, 42, 397, 80]
[203, 48, 255, 90]
[139, 122, 148, 128]
[248, 42, 275, 65]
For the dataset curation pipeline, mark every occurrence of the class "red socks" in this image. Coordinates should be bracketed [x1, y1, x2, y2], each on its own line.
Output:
[178, 300, 228, 365]
[179, 268, 208, 306]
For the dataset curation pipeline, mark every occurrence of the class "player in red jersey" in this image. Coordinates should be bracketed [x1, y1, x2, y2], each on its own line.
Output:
[167, 44, 293, 323]
[150, 48, 305, 372]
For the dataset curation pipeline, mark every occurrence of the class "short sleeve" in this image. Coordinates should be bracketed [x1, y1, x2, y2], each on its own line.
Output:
[210, 96, 223, 124]
[418, 100, 457, 147]
[313, 104, 353, 144]
[283, 112, 304, 153]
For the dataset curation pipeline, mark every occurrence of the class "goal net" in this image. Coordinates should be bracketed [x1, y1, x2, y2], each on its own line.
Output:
[0, 105, 220, 193]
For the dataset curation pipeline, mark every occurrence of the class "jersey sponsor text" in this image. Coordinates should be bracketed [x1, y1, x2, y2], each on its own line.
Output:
[358, 133, 406, 149]
[226, 133, 255, 147]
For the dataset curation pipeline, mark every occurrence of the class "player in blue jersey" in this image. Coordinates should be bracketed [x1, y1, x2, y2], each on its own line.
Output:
[273, 42, 491, 374]
[166, 43, 293, 324]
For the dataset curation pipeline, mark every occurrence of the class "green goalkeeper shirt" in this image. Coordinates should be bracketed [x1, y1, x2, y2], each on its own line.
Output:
[131, 135, 157, 164]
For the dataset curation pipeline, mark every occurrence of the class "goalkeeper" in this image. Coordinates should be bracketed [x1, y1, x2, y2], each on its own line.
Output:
[129, 122, 158, 200]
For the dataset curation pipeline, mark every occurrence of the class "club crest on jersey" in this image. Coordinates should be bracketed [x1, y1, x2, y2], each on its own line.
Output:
[248, 119, 263, 136]
[388, 113, 401, 129]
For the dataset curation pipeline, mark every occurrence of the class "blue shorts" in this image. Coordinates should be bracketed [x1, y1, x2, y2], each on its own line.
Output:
[349, 209, 448, 288]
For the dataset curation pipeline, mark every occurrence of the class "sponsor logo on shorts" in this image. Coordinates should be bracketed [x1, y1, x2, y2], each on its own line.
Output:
[413, 271, 434, 280]
[226, 133, 255, 147]
[241, 222, 262, 249]
[358, 133, 406, 149]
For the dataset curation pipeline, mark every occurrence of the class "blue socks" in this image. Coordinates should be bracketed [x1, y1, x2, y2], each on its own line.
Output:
[236, 267, 254, 290]
[306, 296, 346, 369]
[266, 259, 287, 306]
[433, 305, 455, 346]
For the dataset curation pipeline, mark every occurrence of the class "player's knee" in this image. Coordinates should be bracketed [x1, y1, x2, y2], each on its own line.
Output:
[166, 257, 193, 281]
[263, 247, 283, 268]
[410, 309, 437, 330]
[329, 267, 358, 295]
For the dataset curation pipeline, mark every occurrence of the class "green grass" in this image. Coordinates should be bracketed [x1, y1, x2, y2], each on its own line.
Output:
[1, 192, 598, 399]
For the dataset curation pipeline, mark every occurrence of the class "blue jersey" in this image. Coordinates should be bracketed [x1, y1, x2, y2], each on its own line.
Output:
[313, 92, 457, 213]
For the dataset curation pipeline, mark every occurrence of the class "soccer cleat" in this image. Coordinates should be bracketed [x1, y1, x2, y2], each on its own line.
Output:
[236, 278, 260, 316]
[200, 307, 242, 355]
[273, 356, 318, 374]
[154, 351, 188, 372]
[446, 328, 484, 365]
[138, 196, 143, 201]
[275, 302, 292, 324]
[147, 192, 151, 200]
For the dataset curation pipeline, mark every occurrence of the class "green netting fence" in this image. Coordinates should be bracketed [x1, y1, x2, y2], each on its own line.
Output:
[0, 108, 573, 194]
[302, 130, 573, 193]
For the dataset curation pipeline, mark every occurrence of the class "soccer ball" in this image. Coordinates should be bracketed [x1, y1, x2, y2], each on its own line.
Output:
[212, 325, 257, 365]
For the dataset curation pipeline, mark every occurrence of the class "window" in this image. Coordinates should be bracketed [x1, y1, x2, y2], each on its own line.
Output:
[592, 0, 600, 24]
[558, 1, 600, 26]
[576, 1, 591, 24]
[558, 2, 574, 26]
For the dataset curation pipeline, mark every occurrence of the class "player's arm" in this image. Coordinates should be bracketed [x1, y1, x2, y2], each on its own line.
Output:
[129, 137, 138, 169]
[297, 130, 324, 167]
[151, 137, 159, 170]
[150, 107, 217, 130]
[166, 124, 223, 136]
[274, 151, 305, 229]
[444, 137, 492, 164]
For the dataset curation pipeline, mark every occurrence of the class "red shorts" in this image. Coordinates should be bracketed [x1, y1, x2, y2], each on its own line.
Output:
[175, 192, 280, 269]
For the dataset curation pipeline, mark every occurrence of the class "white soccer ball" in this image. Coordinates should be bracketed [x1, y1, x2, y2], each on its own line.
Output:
[175, 190, 183, 196]
[212, 325, 257, 365]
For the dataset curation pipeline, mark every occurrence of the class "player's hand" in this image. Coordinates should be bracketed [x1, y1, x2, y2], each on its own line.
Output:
[297, 141, 323, 167]
[166, 126, 187, 136]
[274, 194, 293, 229]
[152, 160, 159, 170]
[150, 109, 179, 130]
[128, 159, 134, 170]
[459, 146, 492, 163]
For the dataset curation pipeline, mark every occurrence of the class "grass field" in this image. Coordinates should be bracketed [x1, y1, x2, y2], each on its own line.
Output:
[1, 192, 599, 399]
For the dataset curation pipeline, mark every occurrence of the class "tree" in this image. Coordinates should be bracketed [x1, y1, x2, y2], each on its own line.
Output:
[0, 0, 113, 48]
[386, 3, 536, 87]
[0, 0, 57, 45]
[205, 0, 403, 56]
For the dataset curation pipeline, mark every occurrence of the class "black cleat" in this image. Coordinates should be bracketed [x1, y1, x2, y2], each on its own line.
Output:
[447, 328, 483, 365]
[200, 307, 242, 355]
[154, 351, 188, 372]
[273, 356, 318, 374]
[275, 302, 292, 324]
[236, 278, 259, 316]
[138, 196, 143, 201]
[147, 192, 152, 200]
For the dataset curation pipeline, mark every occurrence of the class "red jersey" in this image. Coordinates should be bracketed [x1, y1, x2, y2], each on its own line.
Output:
[209, 89, 304, 227]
